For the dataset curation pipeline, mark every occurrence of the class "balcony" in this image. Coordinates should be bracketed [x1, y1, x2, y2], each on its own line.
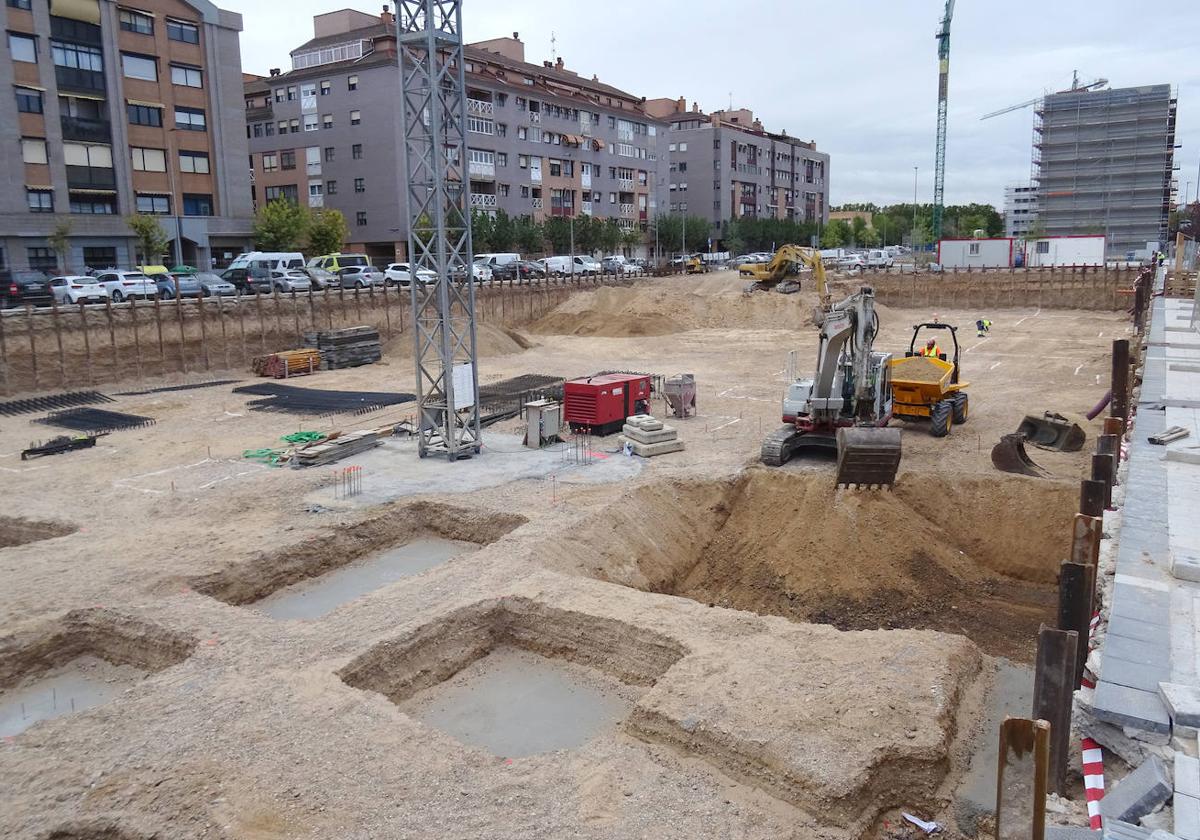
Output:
[470, 193, 498, 208]
[618, 178, 634, 191]
[531, 197, 543, 209]
[467, 98, 494, 116]
[529, 111, 541, 124]
[66, 165, 116, 190]
[550, 204, 575, 217]
[55, 66, 104, 94]
[581, 201, 593, 215]
[619, 203, 634, 216]
[468, 161, 495, 179]
[61, 116, 111, 143]
[246, 104, 273, 122]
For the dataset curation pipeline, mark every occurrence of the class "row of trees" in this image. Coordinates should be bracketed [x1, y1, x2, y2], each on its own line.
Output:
[252, 200, 350, 256]
[830, 202, 1006, 247]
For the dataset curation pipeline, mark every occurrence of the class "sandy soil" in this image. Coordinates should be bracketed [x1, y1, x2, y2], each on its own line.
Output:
[0, 270, 1130, 839]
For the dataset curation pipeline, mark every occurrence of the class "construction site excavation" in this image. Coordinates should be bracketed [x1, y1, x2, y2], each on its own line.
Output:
[0, 263, 1141, 840]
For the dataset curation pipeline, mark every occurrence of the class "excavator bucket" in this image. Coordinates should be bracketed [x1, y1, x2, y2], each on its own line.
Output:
[835, 427, 902, 488]
[991, 433, 1050, 478]
[1016, 412, 1086, 452]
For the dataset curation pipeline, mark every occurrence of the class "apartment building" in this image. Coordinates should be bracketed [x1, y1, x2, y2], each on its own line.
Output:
[644, 97, 830, 244]
[1004, 183, 1039, 238]
[0, 0, 253, 274]
[244, 9, 668, 263]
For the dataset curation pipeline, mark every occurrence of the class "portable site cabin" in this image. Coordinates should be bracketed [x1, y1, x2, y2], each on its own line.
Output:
[936, 238, 1015, 268]
[1023, 235, 1105, 267]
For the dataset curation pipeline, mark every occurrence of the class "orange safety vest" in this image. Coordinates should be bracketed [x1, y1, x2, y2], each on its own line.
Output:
[920, 344, 941, 358]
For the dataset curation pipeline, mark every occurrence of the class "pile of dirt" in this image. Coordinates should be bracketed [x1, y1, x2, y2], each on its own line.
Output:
[0, 515, 75, 550]
[543, 469, 1074, 661]
[383, 324, 536, 359]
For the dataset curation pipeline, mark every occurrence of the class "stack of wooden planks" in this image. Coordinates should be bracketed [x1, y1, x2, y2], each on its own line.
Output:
[292, 429, 382, 467]
[303, 326, 382, 370]
[252, 348, 322, 379]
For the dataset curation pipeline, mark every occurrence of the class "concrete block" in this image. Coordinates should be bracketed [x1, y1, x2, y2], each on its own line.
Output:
[1162, 684, 1200, 729]
[1104, 656, 1174, 694]
[1172, 552, 1200, 583]
[620, 424, 678, 445]
[1107, 635, 1173, 668]
[617, 437, 685, 458]
[1109, 616, 1171, 645]
[624, 414, 663, 431]
[1045, 829, 1100, 839]
[1100, 755, 1173, 823]
[1177, 753, 1200, 800]
[1103, 821, 1155, 839]
[1111, 598, 1172, 628]
[1176, 792, 1200, 840]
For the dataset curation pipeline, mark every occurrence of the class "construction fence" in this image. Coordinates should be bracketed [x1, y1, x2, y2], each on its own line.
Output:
[0, 275, 607, 395]
[863, 266, 1137, 312]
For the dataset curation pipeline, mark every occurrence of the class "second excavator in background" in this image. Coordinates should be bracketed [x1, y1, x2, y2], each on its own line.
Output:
[759, 246, 902, 487]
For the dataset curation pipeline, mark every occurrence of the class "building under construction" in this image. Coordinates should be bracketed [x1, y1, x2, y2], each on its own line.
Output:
[1034, 84, 1177, 257]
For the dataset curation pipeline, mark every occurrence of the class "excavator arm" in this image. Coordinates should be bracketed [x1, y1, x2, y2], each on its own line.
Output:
[740, 245, 830, 304]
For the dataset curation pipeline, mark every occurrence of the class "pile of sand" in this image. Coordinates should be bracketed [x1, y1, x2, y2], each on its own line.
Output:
[383, 324, 535, 359]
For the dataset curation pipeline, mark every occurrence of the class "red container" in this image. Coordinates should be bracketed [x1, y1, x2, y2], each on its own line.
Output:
[563, 373, 652, 435]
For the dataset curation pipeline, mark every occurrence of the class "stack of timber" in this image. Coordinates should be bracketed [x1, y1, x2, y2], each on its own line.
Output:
[618, 414, 685, 457]
[252, 348, 321, 379]
[292, 429, 382, 467]
[303, 326, 382, 370]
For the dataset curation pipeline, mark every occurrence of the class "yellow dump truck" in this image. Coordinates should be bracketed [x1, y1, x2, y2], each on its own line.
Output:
[888, 323, 969, 437]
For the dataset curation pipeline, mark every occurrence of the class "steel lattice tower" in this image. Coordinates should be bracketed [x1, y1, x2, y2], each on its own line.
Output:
[932, 0, 954, 240]
[397, 0, 481, 460]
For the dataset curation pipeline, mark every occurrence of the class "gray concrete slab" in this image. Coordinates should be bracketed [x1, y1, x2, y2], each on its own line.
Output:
[1099, 755, 1172, 823]
[1177, 791, 1200, 840]
[1163, 685, 1200, 729]
[1103, 655, 1174, 693]
[1094, 680, 1172, 734]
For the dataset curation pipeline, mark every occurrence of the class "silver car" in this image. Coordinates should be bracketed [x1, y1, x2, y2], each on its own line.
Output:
[195, 272, 237, 297]
[337, 265, 385, 288]
[270, 269, 313, 293]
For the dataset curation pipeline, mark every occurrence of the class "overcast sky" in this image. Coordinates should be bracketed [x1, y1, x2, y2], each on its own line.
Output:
[231, 0, 1200, 210]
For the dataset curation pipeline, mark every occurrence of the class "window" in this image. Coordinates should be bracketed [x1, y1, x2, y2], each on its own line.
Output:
[349, 109, 361, 126]
[354, 177, 364, 193]
[308, 182, 323, 198]
[179, 150, 209, 174]
[322, 113, 332, 129]
[274, 88, 285, 103]
[968, 242, 981, 256]
[119, 9, 153, 35]
[356, 211, 366, 226]
[496, 123, 506, 138]
[175, 107, 206, 131]
[323, 146, 334, 162]
[128, 103, 162, 126]
[264, 184, 298, 203]
[289, 119, 299, 134]
[171, 64, 202, 88]
[16, 87, 42, 114]
[286, 86, 296, 101]
[498, 183, 509, 197]
[300, 82, 316, 102]
[262, 152, 278, 172]
[21, 138, 47, 164]
[136, 194, 170, 214]
[305, 146, 320, 174]
[28, 247, 56, 273]
[166, 19, 199, 44]
[517, 126, 526, 141]
[320, 80, 330, 95]
[280, 150, 296, 170]
[69, 191, 116, 214]
[9, 33, 36, 63]
[352, 143, 362, 159]
[497, 152, 507, 167]
[130, 147, 166, 171]
[26, 188, 53, 213]
[277, 120, 287, 134]
[253, 123, 262, 138]
[326, 179, 337, 195]
[678, 142, 688, 152]
[347, 74, 358, 91]
[264, 122, 274, 137]
[182, 193, 213, 216]
[518, 154, 528, 169]
[122, 53, 157, 81]
[467, 116, 493, 135]
[8, 0, 32, 9]
[304, 113, 318, 132]
[520, 185, 528, 198]
[82, 247, 116, 269]
[1036, 240, 1050, 254]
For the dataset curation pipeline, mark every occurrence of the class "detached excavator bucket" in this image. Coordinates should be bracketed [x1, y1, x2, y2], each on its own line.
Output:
[991, 433, 1050, 478]
[1016, 412, 1086, 452]
[835, 427, 902, 488]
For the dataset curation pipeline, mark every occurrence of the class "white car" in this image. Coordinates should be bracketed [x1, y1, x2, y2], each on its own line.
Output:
[94, 270, 157, 302]
[49, 275, 109, 305]
[837, 254, 867, 270]
[270, 269, 313, 293]
[385, 263, 436, 286]
[451, 262, 492, 282]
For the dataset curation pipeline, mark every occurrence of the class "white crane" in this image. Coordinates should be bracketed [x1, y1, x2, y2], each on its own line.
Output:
[980, 73, 1108, 121]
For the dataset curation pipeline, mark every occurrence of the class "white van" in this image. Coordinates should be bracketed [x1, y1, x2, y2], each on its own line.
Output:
[228, 251, 305, 272]
[865, 249, 894, 268]
[539, 255, 598, 276]
[474, 252, 520, 269]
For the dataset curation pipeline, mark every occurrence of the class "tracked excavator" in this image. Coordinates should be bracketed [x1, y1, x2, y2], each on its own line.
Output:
[760, 247, 902, 486]
[739, 245, 814, 291]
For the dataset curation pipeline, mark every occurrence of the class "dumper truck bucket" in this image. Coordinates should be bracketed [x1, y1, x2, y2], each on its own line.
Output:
[836, 427, 902, 488]
[1016, 412, 1086, 452]
[991, 433, 1050, 478]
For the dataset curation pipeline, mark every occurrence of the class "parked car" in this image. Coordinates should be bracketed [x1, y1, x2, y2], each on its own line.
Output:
[337, 265, 385, 288]
[836, 254, 867, 270]
[308, 253, 370, 273]
[220, 266, 272, 294]
[156, 273, 203, 299]
[270, 269, 313, 293]
[303, 266, 337, 290]
[451, 261, 493, 282]
[50, 275, 108, 305]
[493, 260, 544, 283]
[601, 255, 626, 273]
[228, 251, 306, 272]
[865, 249, 894, 269]
[1, 271, 53, 308]
[95, 270, 157, 302]
[474, 253, 520, 271]
[384, 262, 436, 286]
[194, 272, 237, 297]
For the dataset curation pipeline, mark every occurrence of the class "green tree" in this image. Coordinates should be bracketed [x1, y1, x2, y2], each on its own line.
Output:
[686, 215, 711, 252]
[513, 215, 543, 255]
[307, 209, 348, 257]
[724, 218, 745, 256]
[253, 199, 309, 251]
[821, 219, 851, 248]
[542, 217, 572, 254]
[573, 214, 599, 254]
[471, 209, 495, 252]
[492, 209, 515, 251]
[654, 214, 683, 254]
[126, 213, 169, 266]
[598, 218, 623, 255]
[859, 226, 881, 248]
[47, 220, 72, 272]
[621, 226, 643, 256]
[850, 216, 868, 247]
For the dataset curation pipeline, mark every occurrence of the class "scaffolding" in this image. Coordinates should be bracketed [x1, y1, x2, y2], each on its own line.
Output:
[1032, 84, 1177, 257]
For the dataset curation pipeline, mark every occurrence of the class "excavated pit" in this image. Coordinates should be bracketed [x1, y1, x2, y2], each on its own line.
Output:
[188, 501, 526, 609]
[0, 609, 195, 737]
[0, 515, 76, 549]
[338, 597, 685, 757]
[555, 470, 1075, 662]
[43, 824, 154, 840]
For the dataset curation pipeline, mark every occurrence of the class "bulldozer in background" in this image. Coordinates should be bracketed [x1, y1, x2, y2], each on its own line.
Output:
[685, 254, 709, 274]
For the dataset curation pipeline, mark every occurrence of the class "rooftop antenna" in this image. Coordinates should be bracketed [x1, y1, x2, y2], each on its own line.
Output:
[550, 30, 556, 63]
[728, 91, 733, 110]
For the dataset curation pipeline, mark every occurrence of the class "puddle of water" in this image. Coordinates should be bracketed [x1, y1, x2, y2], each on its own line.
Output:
[254, 537, 476, 621]
[406, 646, 635, 758]
[0, 656, 145, 737]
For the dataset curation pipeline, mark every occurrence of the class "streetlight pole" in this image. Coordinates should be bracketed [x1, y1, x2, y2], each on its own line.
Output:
[165, 127, 183, 268]
[911, 166, 919, 255]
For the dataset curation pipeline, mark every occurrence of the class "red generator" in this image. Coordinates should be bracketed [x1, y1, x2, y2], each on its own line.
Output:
[564, 373, 652, 436]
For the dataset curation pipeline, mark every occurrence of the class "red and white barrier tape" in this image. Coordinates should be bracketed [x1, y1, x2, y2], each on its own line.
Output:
[1082, 737, 1105, 829]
